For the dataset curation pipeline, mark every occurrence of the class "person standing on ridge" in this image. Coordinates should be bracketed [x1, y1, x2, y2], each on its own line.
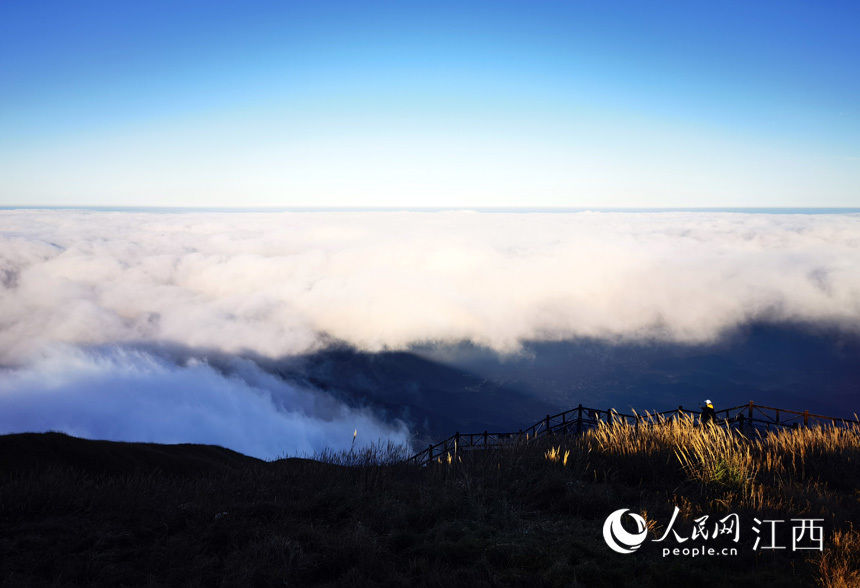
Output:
[701, 399, 716, 426]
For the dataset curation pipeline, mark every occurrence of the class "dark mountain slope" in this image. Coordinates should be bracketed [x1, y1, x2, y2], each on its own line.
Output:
[277, 348, 556, 442]
[0, 432, 260, 475]
[415, 322, 860, 416]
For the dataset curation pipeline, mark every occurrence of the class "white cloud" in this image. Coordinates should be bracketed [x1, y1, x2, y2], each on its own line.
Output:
[2, 209, 859, 454]
[2, 210, 859, 360]
[0, 344, 410, 460]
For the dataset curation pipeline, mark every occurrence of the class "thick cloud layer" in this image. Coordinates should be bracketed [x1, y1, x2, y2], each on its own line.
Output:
[2, 210, 859, 360]
[1, 210, 859, 454]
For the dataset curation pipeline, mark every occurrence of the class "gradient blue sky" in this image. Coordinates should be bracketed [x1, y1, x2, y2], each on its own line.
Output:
[1, 1, 858, 207]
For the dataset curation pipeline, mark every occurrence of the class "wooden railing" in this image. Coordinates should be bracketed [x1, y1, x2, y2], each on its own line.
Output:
[406, 400, 858, 466]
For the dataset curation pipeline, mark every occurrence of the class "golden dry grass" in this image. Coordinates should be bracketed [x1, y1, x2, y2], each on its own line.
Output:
[427, 416, 860, 586]
[817, 528, 860, 588]
[579, 418, 859, 585]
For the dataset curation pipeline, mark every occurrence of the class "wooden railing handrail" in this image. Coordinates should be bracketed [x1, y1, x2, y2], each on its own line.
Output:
[406, 400, 857, 464]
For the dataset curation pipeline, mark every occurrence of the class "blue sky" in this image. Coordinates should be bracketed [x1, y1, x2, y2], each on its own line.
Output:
[1, 1, 858, 207]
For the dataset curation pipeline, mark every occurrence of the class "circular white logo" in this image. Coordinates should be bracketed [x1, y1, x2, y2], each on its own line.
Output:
[603, 508, 648, 554]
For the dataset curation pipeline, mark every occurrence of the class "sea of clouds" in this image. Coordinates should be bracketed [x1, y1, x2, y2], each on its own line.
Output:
[1, 210, 859, 457]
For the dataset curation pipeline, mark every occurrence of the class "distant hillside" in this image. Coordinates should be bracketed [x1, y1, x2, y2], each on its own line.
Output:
[0, 432, 261, 475]
[276, 347, 557, 443]
[413, 321, 860, 416]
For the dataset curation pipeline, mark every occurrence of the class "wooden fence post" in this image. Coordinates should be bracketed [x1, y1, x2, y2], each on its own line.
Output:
[576, 404, 583, 434]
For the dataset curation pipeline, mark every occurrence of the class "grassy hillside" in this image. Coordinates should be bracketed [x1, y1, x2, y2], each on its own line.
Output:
[1, 420, 858, 587]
